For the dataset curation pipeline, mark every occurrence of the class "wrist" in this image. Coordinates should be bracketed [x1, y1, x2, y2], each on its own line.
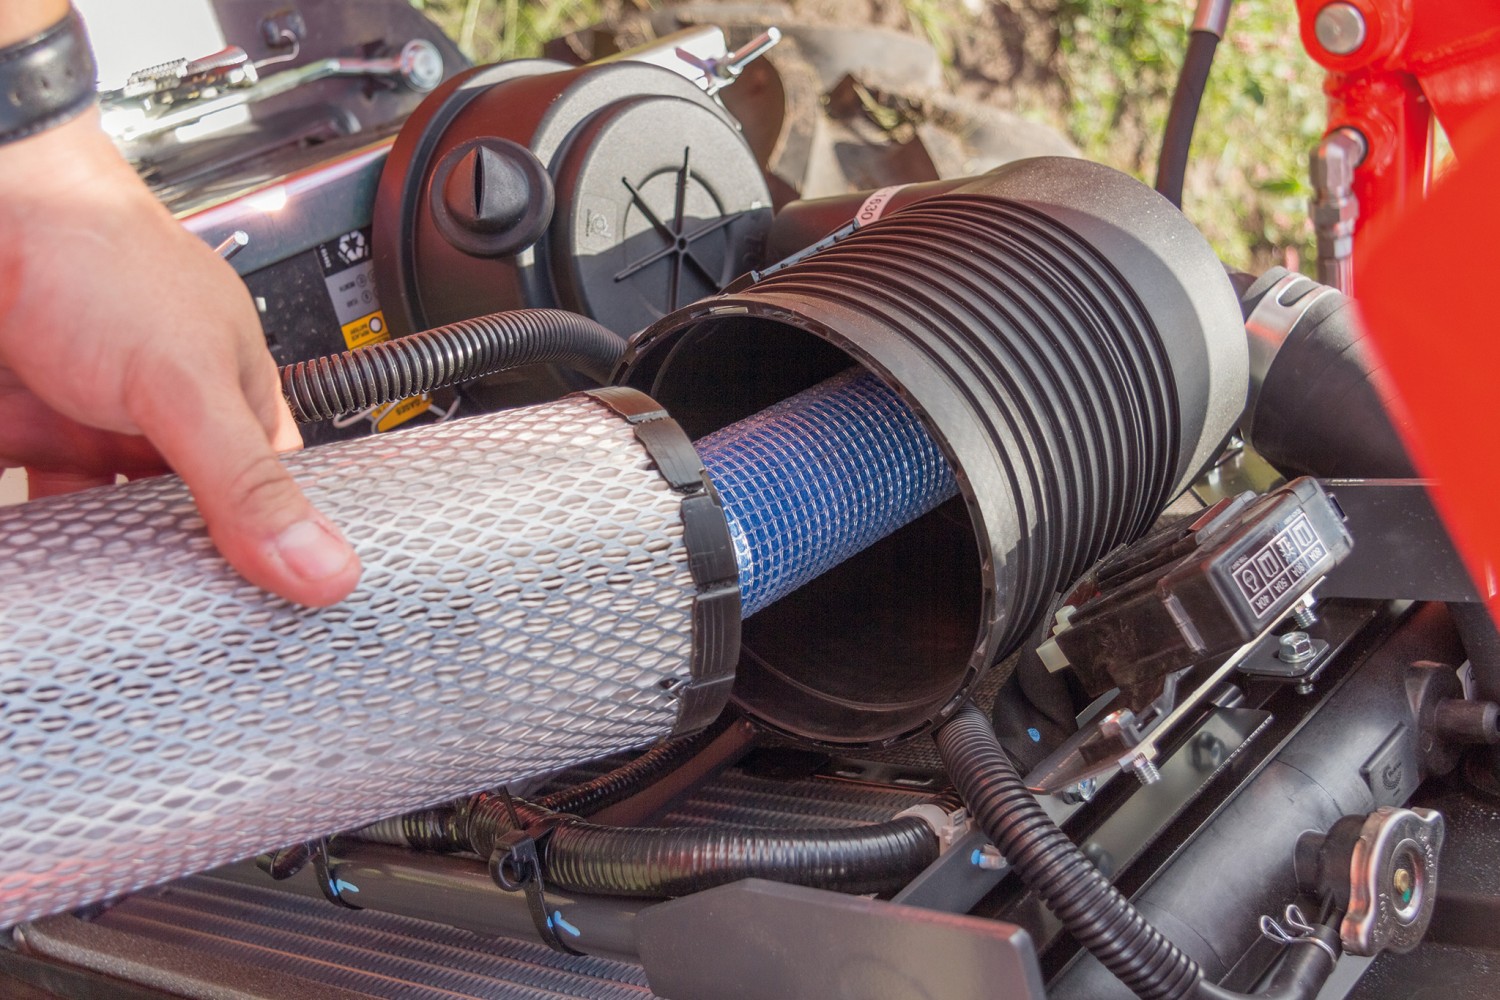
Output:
[0, 1, 70, 45]
[0, 6, 96, 148]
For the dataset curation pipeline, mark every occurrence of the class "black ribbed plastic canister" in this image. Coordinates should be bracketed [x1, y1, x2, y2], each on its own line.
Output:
[620, 157, 1246, 748]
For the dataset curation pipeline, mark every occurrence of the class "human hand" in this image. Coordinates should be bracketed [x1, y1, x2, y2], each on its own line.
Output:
[0, 111, 361, 606]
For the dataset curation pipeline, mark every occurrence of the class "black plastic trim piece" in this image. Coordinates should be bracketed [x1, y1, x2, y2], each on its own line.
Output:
[584, 387, 740, 734]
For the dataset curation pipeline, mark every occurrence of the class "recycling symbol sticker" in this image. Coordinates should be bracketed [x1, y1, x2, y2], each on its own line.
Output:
[337, 230, 368, 264]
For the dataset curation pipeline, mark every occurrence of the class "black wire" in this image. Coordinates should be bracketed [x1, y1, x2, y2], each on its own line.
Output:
[1156, 29, 1222, 209]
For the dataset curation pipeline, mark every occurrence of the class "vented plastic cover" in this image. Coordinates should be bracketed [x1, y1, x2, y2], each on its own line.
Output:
[696, 368, 957, 617]
[0, 394, 698, 928]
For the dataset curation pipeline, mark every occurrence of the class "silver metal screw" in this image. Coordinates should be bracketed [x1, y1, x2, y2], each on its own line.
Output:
[1125, 754, 1162, 786]
[212, 230, 249, 261]
[1057, 777, 1098, 805]
[972, 844, 1006, 871]
[1292, 597, 1319, 630]
[1279, 630, 1317, 664]
[1314, 2, 1368, 56]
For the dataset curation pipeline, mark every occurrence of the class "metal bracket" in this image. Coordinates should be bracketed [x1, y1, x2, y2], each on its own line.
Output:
[1238, 631, 1332, 694]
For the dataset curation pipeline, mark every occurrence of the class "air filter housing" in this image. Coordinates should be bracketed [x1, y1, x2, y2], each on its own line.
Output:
[0, 389, 736, 928]
[620, 157, 1248, 748]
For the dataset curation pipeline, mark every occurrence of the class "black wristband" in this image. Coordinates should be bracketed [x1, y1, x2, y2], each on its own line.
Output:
[0, 8, 97, 146]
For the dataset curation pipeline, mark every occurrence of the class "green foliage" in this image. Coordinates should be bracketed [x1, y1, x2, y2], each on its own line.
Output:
[1056, 0, 1325, 270]
[900, 0, 959, 65]
[411, 0, 604, 63]
[409, 0, 1325, 270]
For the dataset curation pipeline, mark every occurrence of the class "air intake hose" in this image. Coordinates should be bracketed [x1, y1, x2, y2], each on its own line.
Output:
[621, 156, 1248, 747]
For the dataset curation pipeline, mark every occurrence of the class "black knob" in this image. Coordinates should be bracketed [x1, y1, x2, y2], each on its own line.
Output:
[431, 137, 555, 257]
[1434, 697, 1500, 745]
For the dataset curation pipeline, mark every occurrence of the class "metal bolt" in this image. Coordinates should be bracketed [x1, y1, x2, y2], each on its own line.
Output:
[971, 844, 1006, 871]
[1279, 630, 1317, 664]
[1314, 2, 1368, 56]
[1057, 777, 1098, 805]
[398, 39, 444, 93]
[1292, 596, 1319, 630]
[212, 229, 249, 262]
[1191, 732, 1228, 772]
[1126, 754, 1162, 786]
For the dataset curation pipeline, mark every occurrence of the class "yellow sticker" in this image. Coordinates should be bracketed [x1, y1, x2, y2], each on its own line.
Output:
[342, 310, 389, 351]
[373, 394, 433, 433]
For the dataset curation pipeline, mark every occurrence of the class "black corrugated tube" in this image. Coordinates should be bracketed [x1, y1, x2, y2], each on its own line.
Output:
[462, 793, 941, 898]
[353, 722, 733, 849]
[935, 702, 1337, 1000]
[280, 308, 624, 423]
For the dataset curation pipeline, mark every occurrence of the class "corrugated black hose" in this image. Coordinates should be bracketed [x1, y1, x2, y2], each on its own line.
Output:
[280, 309, 624, 423]
[934, 701, 1338, 1000]
[463, 793, 941, 898]
[354, 721, 733, 850]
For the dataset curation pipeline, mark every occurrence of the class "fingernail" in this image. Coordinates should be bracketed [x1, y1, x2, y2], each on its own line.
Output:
[274, 518, 355, 582]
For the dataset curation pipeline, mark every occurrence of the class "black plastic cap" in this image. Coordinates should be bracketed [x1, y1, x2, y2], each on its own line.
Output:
[430, 137, 555, 257]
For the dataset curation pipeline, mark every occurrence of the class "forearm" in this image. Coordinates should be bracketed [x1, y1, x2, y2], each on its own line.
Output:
[0, 0, 69, 46]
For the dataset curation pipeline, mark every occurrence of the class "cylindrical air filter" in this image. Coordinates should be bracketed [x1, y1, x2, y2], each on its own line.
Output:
[620, 156, 1248, 748]
[0, 389, 737, 928]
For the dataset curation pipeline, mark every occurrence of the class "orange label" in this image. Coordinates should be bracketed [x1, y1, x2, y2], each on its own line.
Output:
[373, 394, 432, 432]
[342, 310, 389, 351]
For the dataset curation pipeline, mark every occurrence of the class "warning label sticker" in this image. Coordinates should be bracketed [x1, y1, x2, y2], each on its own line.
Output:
[315, 228, 430, 430]
[1229, 511, 1328, 619]
[341, 310, 388, 351]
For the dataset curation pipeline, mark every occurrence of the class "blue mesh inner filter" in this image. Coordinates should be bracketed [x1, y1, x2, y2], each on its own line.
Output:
[696, 368, 958, 617]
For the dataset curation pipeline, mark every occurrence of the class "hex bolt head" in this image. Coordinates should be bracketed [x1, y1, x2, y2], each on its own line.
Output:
[1315, 2, 1368, 56]
[1279, 630, 1317, 664]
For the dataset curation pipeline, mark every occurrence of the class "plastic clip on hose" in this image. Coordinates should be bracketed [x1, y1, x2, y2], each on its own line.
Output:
[487, 787, 584, 956]
[259, 838, 361, 910]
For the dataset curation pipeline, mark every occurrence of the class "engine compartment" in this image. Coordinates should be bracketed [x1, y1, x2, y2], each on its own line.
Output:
[3, 4, 1499, 1000]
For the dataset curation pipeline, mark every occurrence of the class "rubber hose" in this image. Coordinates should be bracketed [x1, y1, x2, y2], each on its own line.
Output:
[464, 793, 941, 898]
[1156, 29, 1220, 208]
[351, 722, 733, 849]
[1237, 268, 1415, 479]
[280, 308, 624, 423]
[936, 703, 1338, 1000]
[534, 715, 735, 817]
[935, 702, 1204, 1000]
[352, 807, 468, 852]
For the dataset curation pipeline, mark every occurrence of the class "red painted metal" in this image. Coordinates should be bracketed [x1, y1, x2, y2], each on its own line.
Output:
[1296, 0, 1500, 250]
[1356, 103, 1500, 618]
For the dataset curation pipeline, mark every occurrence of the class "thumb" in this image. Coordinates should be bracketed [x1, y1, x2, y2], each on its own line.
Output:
[132, 380, 361, 607]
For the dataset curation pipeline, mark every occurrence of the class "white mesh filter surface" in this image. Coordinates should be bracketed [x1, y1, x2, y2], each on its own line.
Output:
[0, 394, 697, 927]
